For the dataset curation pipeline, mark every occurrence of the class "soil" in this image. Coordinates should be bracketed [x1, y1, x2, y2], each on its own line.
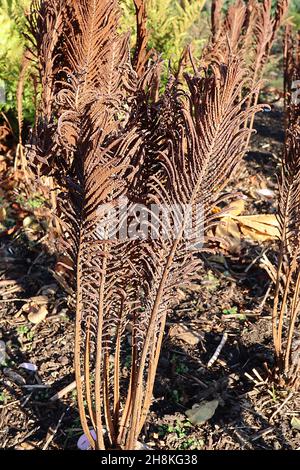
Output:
[0, 105, 299, 450]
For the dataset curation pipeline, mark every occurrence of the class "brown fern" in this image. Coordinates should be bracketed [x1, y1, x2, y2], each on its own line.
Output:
[25, 0, 66, 182]
[207, 0, 289, 145]
[132, 0, 150, 77]
[211, 0, 222, 43]
[272, 27, 300, 390]
[27, 0, 270, 450]
[122, 55, 265, 449]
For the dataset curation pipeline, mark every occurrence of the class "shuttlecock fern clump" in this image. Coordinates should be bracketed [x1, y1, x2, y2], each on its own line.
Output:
[26, 0, 288, 450]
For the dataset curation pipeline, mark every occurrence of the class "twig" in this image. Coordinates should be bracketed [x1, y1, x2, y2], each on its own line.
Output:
[244, 372, 263, 386]
[251, 427, 274, 442]
[22, 385, 50, 390]
[256, 282, 272, 313]
[0, 280, 19, 287]
[0, 400, 19, 409]
[252, 368, 266, 383]
[207, 332, 228, 368]
[270, 391, 294, 422]
[42, 411, 65, 450]
[21, 392, 33, 407]
[244, 247, 269, 273]
[49, 375, 83, 402]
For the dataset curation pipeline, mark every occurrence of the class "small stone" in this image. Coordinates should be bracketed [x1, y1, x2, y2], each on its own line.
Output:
[3, 368, 26, 386]
[59, 356, 69, 365]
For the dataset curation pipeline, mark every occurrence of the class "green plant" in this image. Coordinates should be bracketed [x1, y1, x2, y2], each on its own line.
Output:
[180, 437, 204, 449]
[167, 420, 192, 438]
[17, 325, 34, 342]
[0, 390, 9, 404]
[171, 354, 189, 374]
[27, 195, 45, 209]
[120, 0, 207, 69]
[0, 0, 35, 123]
[222, 306, 238, 315]
[290, 0, 300, 29]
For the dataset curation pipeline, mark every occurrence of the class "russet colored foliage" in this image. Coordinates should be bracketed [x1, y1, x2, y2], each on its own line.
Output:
[26, 0, 290, 450]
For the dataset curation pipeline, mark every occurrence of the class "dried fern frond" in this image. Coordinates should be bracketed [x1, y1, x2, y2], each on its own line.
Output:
[206, 0, 289, 147]
[132, 0, 149, 77]
[272, 27, 300, 390]
[211, 0, 222, 43]
[26, 0, 268, 451]
[25, 0, 66, 175]
[115, 54, 265, 449]
[210, 0, 289, 77]
[284, 25, 300, 125]
[41, 1, 161, 450]
[26, 0, 65, 122]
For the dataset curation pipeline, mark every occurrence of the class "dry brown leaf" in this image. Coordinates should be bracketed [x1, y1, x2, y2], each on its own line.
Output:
[0, 157, 7, 174]
[0, 207, 6, 222]
[27, 295, 49, 304]
[215, 207, 279, 251]
[233, 214, 279, 241]
[14, 441, 38, 450]
[27, 304, 48, 324]
[215, 216, 241, 251]
[223, 198, 246, 216]
[169, 324, 203, 345]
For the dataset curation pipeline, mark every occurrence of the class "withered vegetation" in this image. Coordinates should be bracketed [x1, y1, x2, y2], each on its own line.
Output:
[21, 0, 296, 450]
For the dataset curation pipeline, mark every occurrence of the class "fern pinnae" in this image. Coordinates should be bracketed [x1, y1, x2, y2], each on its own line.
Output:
[272, 26, 300, 389]
[124, 53, 265, 448]
[26, 0, 293, 448]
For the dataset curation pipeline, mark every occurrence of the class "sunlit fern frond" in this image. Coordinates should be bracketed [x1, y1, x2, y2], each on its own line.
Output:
[273, 25, 300, 389]
[117, 53, 265, 449]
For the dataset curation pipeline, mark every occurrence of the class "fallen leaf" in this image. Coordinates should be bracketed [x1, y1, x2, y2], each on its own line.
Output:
[215, 210, 279, 252]
[215, 217, 241, 252]
[28, 304, 48, 324]
[169, 324, 203, 345]
[0, 158, 7, 174]
[27, 295, 49, 305]
[23, 215, 34, 228]
[235, 214, 279, 241]
[0, 207, 6, 222]
[291, 417, 300, 431]
[223, 199, 246, 216]
[186, 399, 219, 425]
[14, 442, 37, 450]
